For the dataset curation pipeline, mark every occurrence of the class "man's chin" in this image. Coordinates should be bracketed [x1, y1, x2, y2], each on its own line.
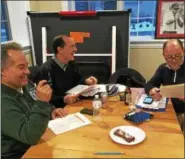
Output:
[70, 57, 75, 61]
[21, 80, 28, 86]
[170, 65, 180, 71]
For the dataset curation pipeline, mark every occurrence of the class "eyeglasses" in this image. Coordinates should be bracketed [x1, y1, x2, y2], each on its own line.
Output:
[165, 54, 183, 62]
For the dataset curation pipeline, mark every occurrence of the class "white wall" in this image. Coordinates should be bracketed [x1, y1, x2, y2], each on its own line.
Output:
[7, 1, 30, 47]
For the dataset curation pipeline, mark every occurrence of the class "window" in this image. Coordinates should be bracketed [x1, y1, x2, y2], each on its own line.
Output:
[124, 0, 157, 38]
[1, 1, 11, 42]
[71, 0, 157, 39]
[75, 0, 117, 11]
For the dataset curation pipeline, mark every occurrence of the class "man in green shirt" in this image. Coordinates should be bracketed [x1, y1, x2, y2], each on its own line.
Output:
[1, 42, 67, 159]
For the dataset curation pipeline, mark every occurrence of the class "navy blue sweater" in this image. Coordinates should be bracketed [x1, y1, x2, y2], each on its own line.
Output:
[36, 59, 85, 107]
[145, 61, 184, 113]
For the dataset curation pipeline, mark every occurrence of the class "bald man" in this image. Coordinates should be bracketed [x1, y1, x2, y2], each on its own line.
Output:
[145, 39, 184, 132]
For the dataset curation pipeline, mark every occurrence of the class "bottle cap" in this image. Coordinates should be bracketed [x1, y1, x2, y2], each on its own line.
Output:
[95, 95, 99, 98]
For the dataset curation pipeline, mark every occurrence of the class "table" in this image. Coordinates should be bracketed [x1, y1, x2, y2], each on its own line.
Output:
[23, 97, 184, 158]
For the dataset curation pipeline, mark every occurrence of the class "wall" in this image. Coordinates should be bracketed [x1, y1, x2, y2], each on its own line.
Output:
[27, 1, 166, 81]
[25, 52, 33, 67]
[129, 48, 165, 81]
[30, 1, 61, 11]
[7, 1, 30, 47]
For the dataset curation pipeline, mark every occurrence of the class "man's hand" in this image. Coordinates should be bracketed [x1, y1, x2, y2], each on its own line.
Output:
[85, 76, 97, 85]
[149, 87, 162, 101]
[36, 80, 52, 102]
[64, 94, 79, 105]
[51, 108, 68, 119]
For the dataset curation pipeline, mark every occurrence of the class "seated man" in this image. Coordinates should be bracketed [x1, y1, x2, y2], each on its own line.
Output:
[145, 39, 184, 132]
[37, 34, 98, 107]
[1, 42, 67, 159]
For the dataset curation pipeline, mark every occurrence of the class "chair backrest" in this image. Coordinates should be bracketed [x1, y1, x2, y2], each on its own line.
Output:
[77, 61, 111, 83]
[28, 66, 41, 83]
[108, 68, 146, 88]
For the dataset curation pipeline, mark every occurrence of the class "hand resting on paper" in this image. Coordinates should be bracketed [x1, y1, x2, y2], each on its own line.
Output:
[149, 87, 162, 101]
[52, 108, 68, 119]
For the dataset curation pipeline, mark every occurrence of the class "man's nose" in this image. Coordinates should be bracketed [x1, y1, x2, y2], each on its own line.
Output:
[74, 46, 78, 52]
[172, 57, 176, 62]
[25, 67, 30, 75]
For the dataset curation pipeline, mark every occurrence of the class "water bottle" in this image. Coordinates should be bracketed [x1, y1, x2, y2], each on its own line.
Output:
[92, 95, 102, 116]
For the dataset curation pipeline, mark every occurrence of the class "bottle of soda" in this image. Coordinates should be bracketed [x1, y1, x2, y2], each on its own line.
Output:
[124, 78, 132, 105]
[92, 95, 102, 116]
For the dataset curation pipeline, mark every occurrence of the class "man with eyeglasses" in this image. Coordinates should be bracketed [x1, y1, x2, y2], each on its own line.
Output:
[35, 35, 98, 108]
[145, 39, 184, 131]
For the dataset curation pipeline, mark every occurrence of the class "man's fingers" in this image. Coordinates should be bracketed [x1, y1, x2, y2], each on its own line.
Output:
[37, 80, 48, 88]
[52, 112, 56, 119]
[63, 109, 68, 116]
[56, 109, 64, 117]
[153, 93, 162, 101]
[85, 76, 97, 85]
[56, 109, 68, 117]
[89, 76, 97, 84]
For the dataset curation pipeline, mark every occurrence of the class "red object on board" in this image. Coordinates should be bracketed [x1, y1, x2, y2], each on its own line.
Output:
[59, 11, 96, 17]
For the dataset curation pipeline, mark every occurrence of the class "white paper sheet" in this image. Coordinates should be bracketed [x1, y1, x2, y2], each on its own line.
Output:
[66, 84, 126, 97]
[66, 85, 95, 95]
[48, 112, 92, 135]
[160, 84, 184, 98]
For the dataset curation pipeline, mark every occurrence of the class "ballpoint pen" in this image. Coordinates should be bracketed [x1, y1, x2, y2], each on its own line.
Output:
[94, 152, 125, 155]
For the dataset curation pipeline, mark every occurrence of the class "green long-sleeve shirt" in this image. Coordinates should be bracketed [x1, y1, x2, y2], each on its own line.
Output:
[1, 83, 52, 158]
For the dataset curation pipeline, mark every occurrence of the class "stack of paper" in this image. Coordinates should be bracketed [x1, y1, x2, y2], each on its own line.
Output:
[48, 112, 92, 135]
[136, 94, 167, 112]
[66, 85, 96, 95]
[66, 84, 126, 97]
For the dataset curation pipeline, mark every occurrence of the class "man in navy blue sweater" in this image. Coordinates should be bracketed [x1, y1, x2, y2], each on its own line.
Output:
[145, 39, 184, 131]
[37, 35, 98, 108]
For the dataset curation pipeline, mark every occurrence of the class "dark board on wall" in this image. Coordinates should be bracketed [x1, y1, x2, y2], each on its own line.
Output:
[28, 11, 130, 65]
[27, 11, 130, 82]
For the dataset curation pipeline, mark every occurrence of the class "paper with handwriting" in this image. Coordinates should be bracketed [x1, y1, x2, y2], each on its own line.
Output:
[48, 112, 92, 135]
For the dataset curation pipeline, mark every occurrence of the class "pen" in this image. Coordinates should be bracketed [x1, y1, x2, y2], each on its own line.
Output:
[74, 114, 85, 123]
[94, 152, 124, 155]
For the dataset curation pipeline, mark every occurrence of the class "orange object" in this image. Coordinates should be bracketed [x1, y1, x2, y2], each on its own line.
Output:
[70, 32, 90, 43]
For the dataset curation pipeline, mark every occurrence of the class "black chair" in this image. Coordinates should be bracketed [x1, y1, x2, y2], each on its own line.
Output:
[28, 66, 42, 83]
[108, 68, 146, 88]
[77, 61, 111, 84]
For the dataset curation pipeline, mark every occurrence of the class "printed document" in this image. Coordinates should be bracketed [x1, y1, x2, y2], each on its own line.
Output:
[66, 84, 126, 97]
[136, 94, 167, 110]
[48, 112, 92, 135]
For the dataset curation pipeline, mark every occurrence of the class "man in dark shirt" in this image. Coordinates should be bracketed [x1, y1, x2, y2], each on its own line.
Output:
[145, 39, 184, 131]
[38, 34, 98, 107]
[1, 42, 67, 159]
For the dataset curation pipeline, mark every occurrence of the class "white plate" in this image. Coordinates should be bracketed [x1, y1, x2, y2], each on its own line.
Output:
[109, 126, 146, 145]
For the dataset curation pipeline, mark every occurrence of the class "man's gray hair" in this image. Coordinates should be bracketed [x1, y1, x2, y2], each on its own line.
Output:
[1, 42, 23, 68]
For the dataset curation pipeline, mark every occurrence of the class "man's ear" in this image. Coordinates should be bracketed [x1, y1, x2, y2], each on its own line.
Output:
[1, 61, 5, 76]
[1, 68, 5, 76]
[57, 46, 63, 53]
